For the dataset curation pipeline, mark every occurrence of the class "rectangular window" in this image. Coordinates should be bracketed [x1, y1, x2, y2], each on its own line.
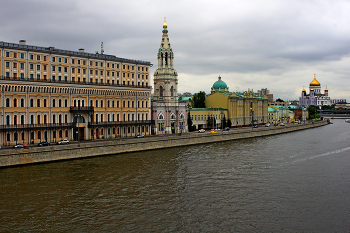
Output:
[72, 68, 75, 73]
[95, 61, 98, 66]
[52, 75, 56, 81]
[90, 70, 93, 75]
[90, 61, 93, 66]
[77, 59, 80, 65]
[72, 59, 75, 64]
[43, 65, 47, 71]
[30, 54, 34, 60]
[100, 70, 103, 75]
[64, 58, 68, 63]
[44, 56, 47, 61]
[37, 74, 40, 80]
[20, 73, 24, 79]
[112, 64, 115, 68]
[107, 63, 110, 68]
[6, 51, 10, 57]
[5, 62, 9, 68]
[64, 67, 68, 72]
[78, 68, 80, 74]
[37, 64, 40, 70]
[20, 53, 24, 59]
[13, 63, 17, 68]
[13, 52, 17, 58]
[100, 62, 103, 67]
[58, 57, 61, 62]
[95, 70, 98, 75]
[20, 63, 24, 69]
[83, 69, 86, 74]
[52, 57, 56, 62]
[37, 55, 40, 60]
[52, 66, 56, 71]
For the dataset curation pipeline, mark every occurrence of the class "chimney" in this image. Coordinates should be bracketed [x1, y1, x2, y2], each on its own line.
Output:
[19, 40, 26, 45]
[79, 48, 85, 52]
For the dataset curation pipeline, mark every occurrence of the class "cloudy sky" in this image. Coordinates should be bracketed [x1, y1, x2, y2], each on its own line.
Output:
[2, 0, 349, 101]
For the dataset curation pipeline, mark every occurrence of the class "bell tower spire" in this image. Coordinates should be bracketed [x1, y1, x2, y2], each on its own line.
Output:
[153, 18, 178, 102]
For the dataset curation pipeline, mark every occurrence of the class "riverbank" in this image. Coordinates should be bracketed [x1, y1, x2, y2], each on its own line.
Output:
[0, 121, 328, 167]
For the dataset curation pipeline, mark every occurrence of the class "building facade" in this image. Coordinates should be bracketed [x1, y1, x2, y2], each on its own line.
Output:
[299, 74, 330, 108]
[0, 40, 153, 146]
[193, 76, 269, 128]
[151, 20, 187, 135]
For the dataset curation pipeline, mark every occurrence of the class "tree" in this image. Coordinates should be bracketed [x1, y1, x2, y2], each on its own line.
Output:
[191, 91, 206, 108]
[187, 111, 193, 131]
[222, 114, 227, 128]
[227, 119, 232, 128]
[307, 105, 319, 119]
[276, 98, 284, 102]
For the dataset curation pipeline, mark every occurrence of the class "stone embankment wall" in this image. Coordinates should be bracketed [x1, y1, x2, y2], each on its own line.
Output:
[0, 121, 328, 167]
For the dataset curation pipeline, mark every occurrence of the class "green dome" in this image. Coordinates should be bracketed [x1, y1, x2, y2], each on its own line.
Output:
[212, 76, 227, 89]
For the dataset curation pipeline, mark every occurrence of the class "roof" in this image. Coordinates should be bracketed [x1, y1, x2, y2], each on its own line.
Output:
[0, 41, 151, 65]
[189, 108, 227, 111]
[212, 76, 228, 90]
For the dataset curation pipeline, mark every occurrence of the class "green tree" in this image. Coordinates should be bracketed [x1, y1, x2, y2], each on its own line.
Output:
[222, 114, 227, 128]
[308, 105, 318, 119]
[276, 98, 284, 102]
[207, 115, 212, 128]
[227, 119, 232, 128]
[187, 111, 193, 131]
[191, 91, 206, 108]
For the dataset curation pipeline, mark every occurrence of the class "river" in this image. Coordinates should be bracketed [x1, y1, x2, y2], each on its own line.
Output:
[1, 119, 349, 232]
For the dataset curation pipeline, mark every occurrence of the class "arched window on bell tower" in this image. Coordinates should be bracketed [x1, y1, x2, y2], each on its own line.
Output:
[165, 52, 168, 65]
[159, 86, 164, 99]
[170, 86, 174, 98]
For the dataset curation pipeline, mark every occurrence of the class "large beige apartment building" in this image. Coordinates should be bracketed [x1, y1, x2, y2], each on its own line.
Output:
[0, 40, 153, 146]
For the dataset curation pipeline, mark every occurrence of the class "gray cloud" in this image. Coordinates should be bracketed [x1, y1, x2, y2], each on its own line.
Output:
[1, 0, 349, 101]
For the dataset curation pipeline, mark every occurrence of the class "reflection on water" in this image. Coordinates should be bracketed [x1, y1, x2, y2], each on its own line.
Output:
[1, 120, 350, 232]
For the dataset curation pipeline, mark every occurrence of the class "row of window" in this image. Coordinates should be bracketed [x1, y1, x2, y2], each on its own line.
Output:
[5, 112, 149, 125]
[4, 98, 149, 108]
[191, 114, 224, 121]
[4, 73, 149, 86]
[4, 125, 150, 142]
[3, 51, 148, 71]
[4, 63, 148, 79]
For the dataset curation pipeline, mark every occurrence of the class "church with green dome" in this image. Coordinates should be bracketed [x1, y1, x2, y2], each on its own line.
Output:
[189, 76, 269, 129]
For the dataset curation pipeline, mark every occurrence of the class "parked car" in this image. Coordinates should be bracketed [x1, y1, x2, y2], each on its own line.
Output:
[224, 127, 230, 131]
[210, 130, 217, 133]
[56, 139, 69, 145]
[265, 123, 270, 127]
[135, 134, 145, 138]
[37, 142, 50, 147]
[198, 129, 205, 133]
[280, 123, 285, 126]
[254, 125, 258, 128]
[13, 143, 27, 149]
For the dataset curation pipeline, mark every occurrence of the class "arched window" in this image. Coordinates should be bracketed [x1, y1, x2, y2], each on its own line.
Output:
[101, 114, 103, 122]
[6, 98, 10, 107]
[59, 99, 62, 107]
[159, 86, 164, 98]
[37, 131, 41, 140]
[59, 114, 62, 124]
[13, 115, 17, 125]
[13, 98, 17, 107]
[37, 99, 40, 107]
[95, 100, 98, 108]
[101, 100, 103, 108]
[170, 86, 174, 97]
[6, 115, 10, 125]
[21, 115, 25, 124]
[44, 115, 47, 124]
[65, 114, 68, 123]
[30, 115, 34, 124]
[21, 98, 24, 107]
[43, 99, 47, 107]
[52, 99, 56, 107]
[37, 115, 40, 124]
[52, 114, 56, 123]
[74, 100, 77, 107]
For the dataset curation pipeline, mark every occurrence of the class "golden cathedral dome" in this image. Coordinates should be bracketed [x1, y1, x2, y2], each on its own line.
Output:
[310, 88, 314, 91]
[310, 77, 320, 86]
[325, 85, 328, 91]
[302, 88, 306, 92]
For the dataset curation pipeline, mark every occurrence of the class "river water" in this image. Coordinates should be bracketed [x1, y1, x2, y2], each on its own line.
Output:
[1, 119, 349, 232]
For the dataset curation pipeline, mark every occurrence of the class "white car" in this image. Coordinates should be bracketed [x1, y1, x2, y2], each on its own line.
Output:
[198, 129, 205, 133]
[57, 139, 70, 145]
[265, 123, 270, 127]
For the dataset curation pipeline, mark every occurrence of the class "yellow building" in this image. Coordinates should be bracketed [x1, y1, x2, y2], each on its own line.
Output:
[205, 76, 268, 127]
[0, 40, 153, 146]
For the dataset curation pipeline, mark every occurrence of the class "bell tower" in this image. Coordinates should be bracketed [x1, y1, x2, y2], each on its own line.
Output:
[153, 17, 178, 105]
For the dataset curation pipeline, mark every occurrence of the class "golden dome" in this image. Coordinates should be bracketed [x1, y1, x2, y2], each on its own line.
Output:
[325, 85, 328, 91]
[310, 88, 314, 91]
[302, 88, 306, 92]
[310, 77, 320, 86]
[163, 17, 167, 28]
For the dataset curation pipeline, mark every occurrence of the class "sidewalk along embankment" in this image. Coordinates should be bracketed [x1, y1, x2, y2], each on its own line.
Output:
[0, 121, 328, 167]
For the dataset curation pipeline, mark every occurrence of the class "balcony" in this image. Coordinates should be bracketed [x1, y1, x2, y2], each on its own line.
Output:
[69, 106, 94, 113]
